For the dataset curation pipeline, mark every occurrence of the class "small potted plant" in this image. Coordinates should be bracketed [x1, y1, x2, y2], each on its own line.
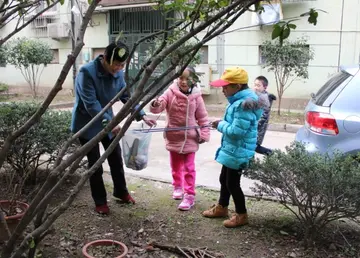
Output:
[82, 239, 128, 258]
[0, 185, 29, 243]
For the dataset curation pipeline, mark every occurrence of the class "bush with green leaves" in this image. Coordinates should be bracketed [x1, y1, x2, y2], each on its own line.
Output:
[0, 45, 7, 66]
[260, 38, 314, 115]
[6, 37, 54, 98]
[246, 142, 360, 247]
[0, 102, 73, 186]
[0, 82, 8, 93]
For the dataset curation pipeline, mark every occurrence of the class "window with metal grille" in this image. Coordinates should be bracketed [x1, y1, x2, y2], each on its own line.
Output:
[109, 8, 174, 97]
[110, 8, 171, 35]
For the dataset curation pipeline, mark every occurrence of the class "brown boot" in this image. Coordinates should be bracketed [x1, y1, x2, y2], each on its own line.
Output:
[202, 204, 228, 218]
[223, 213, 248, 228]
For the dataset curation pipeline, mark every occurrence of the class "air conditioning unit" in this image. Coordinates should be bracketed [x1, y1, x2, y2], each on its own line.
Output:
[47, 23, 70, 39]
[195, 64, 212, 95]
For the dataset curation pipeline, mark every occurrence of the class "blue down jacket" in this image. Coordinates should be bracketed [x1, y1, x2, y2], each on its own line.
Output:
[215, 88, 267, 170]
[71, 55, 145, 140]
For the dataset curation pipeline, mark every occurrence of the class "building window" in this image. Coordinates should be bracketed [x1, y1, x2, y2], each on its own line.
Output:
[30, 2, 59, 38]
[51, 49, 59, 64]
[259, 44, 310, 65]
[258, 46, 266, 65]
[199, 46, 208, 64]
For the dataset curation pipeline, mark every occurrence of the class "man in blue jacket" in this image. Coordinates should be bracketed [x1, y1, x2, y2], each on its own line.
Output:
[71, 41, 156, 215]
[202, 67, 265, 228]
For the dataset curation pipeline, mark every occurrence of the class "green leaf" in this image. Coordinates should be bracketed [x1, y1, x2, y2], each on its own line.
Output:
[308, 12, 318, 25]
[306, 8, 319, 26]
[254, 2, 264, 13]
[29, 238, 35, 249]
[271, 24, 282, 40]
[288, 23, 297, 30]
[59, 0, 65, 5]
[88, 0, 92, 4]
[282, 27, 291, 40]
[218, 0, 228, 8]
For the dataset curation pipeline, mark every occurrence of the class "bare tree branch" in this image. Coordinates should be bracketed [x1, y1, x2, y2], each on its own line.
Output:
[0, 208, 11, 239]
[11, 46, 201, 258]
[190, 0, 205, 31]
[0, 0, 60, 46]
[284, 76, 297, 91]
[124, 19, 185, 83]
[0, 1, 35, 22]
[2, 1, 260, 256]
[0, 1, 102, 256]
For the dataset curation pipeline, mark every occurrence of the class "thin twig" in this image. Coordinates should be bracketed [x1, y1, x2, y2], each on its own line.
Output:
[0, 0, 60, 46]
[176, 246, 192, 258]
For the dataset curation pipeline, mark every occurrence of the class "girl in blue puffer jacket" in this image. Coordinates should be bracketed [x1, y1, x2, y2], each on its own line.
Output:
[201, 67, 266, 228]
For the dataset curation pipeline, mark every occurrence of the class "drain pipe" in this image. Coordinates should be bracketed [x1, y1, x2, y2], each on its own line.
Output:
[337, 0, 345, 71]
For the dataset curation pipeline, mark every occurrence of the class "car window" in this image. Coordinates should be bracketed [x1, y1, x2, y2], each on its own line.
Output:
[315, 71, 352, 106]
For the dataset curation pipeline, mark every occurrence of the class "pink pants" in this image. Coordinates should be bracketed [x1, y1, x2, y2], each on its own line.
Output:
[170, 151, 196, 196]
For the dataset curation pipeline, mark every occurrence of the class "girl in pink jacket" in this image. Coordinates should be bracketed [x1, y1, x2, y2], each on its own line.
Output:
[150, 67, 210, 211]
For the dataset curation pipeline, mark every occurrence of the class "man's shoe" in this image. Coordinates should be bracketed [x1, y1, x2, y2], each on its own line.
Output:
[95, 204, 109, 215]
[202, 204, 228, 218]
[223, 213, 248, 228]
[114, 193, 136, 204]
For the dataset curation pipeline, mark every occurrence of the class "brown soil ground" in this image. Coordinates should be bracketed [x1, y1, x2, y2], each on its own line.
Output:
[1, 174, 359, 258]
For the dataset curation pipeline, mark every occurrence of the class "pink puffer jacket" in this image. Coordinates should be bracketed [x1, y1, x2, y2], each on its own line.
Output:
[150, 81, 210, 154]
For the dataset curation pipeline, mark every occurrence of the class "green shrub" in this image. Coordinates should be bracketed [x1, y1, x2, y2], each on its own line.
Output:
[0, 45, 7, 67]
[5, 37, 53, 98]
[0, 83, 8, 93]
[0, 102, 74, 186]
[246, 142, 360, 247]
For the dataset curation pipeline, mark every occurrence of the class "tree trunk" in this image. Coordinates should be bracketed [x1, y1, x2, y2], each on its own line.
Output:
[0, 1, 102, 256]
[277, 94, 282, 116]
[1, 1, 260, 256]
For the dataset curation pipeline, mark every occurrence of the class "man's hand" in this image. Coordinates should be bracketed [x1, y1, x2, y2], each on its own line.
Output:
[111, 125, 121, 136]
[211, 120, 221, 129]
[143, 116, 157, 127]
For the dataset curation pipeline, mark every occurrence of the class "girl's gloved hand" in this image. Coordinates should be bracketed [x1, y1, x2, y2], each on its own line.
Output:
[152, 98, 161, 107]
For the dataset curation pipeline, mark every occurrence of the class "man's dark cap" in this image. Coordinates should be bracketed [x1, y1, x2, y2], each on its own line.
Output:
[105, 41, 130, 64]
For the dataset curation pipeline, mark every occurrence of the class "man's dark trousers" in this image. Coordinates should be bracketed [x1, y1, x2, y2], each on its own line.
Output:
[79, 136, 128, 206]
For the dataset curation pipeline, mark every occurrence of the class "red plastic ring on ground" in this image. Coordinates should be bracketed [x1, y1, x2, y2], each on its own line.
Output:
[82, 239, 128, 258]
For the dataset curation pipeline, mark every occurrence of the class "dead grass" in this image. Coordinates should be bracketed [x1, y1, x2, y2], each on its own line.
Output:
[1, 175, 357, 258]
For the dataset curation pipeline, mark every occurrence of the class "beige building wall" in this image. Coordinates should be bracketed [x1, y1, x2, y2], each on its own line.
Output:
[202, 0, 360, 110]
[0, 2, 108, 94]
[1, 0, 360, 110]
